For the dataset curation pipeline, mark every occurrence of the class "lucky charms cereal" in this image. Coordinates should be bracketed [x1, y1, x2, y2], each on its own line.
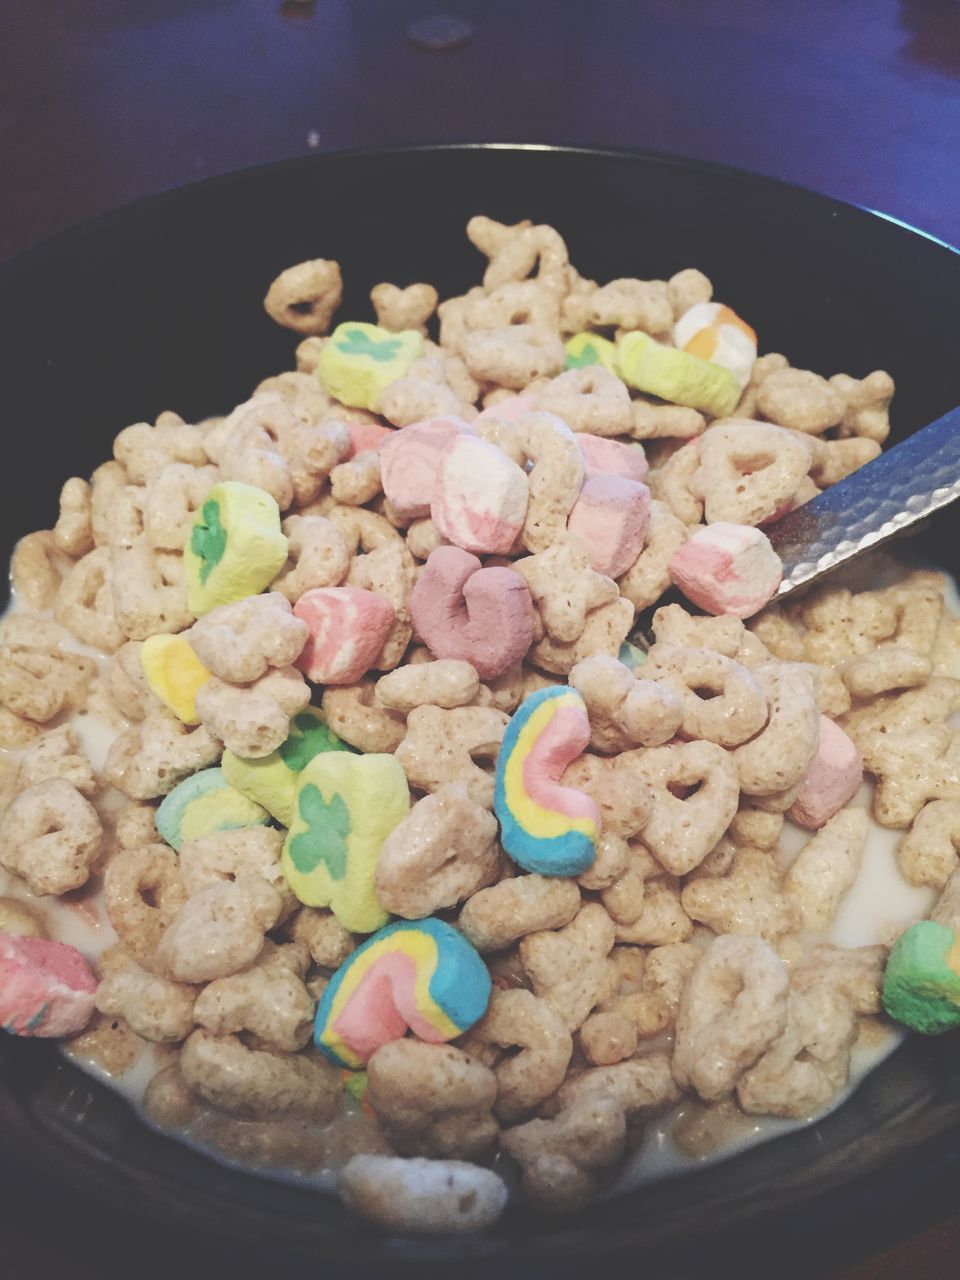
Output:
[0, 211, 950, 1237]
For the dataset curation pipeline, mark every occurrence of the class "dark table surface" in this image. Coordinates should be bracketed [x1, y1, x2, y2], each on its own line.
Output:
[3, 0, 960, 1276]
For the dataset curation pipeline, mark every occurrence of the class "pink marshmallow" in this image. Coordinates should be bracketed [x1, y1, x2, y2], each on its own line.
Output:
[294, 586, 395, 684]
[789, 717, 864, 829]
[474, 394, 538, 424]
[0, 933, 97, 1037]
[431, 434, 529, 555]
[346, 421, 396, 458]
[566, 474, 651, 578]
[668, 522, 783, 619]
[379, 416, 473, 522]
[409, 545, 535, 680]
[577, 434, 649, 484]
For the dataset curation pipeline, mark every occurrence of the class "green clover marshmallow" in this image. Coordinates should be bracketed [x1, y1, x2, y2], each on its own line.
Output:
[184, 481, 289, 615]
[316, 322, 424, 412]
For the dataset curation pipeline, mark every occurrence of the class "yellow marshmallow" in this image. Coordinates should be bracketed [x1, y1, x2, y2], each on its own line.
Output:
[183, 481, 288, 615]
[141, 634, 212, 724]
[565, 332, 620, 375]
[317, 322, 423, 412]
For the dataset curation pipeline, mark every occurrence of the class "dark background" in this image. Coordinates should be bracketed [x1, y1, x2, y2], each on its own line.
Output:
[2, 1, 960, 1275]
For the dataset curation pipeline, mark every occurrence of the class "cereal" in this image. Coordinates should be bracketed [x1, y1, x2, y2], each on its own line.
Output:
[394, 703, 509, 808]
[95, 954, 197, 1043]
[459, 875, 581, 953]
[513, 534, 619, 644]
[154, 766, 270, 853]
[317, 322, 424, 411]
[669, 522, 783, 618]
[567, 473, 651, 578]
[183, 481, 288, 615]
[518, 903, 618, 1031]
[188, 592, 308, 684]
[293, 586, 395, 685]
[193, 943, 314, 1052]
[788, 716, 864, 829]
[313, 917, 491, 1069]
[155, 874, 283, 983]
[0, 934, 97, 1037]
[431, 433, 529, 554]
[882, 920, 960, 1034]
[281, 751, 409, 933]
[337, 1155, 507, 1234]
[634, 740, 740, 875]
[494, 686, 600, 877]
[461, 986, 572, 1122]
[264, 259, 343, 334]
[180, 1028, 341, 1120]
[569, 654, 683, 751]
[141, 632, 213, 724]
[619, 331, 741, 417]
[690, 421, 813, 526]
[897, 800, 960, 889]
[0, 779, 102, 896]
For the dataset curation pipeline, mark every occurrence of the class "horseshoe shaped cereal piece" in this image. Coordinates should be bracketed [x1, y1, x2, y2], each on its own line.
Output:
[294, 586, 396, 685]
[282, 751, 409, 933]
[494, 685, 600, 877]
[618, 331, 741, 418]
[0, 933, 97, 1037]
[379, 416, 474, 522]
[221, 706, 356, 828]
[184, 481, 289, 615]
[313, 917, 492, 1068]
[431, 434, 529, 555]
[409, 545, 534, 680]
[317, 322, 424, 412]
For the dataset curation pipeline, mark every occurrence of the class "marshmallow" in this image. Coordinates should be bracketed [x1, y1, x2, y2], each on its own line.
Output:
[141, 633, 213, 724]
[618, 331, 741, 417]
[282, 752, 409, 933]
[882, 920, 960, 1034]
[673, 301, 757, 387]
[409, 545, 535, 680]
[379, 417, 473, 521]
[294, 587, 395, 685]
[577, 434, 649, 484]
[567, 474, 651, 578]
[669, 522, 782, 619]
[789, 717, 864, 829]
[431, 434, 529, 555]
[346, 420, 395, 458]
[565, 332, 619, 374]
[0, 933, 97, 1037]
[317, 322, 424, 412]
[184, 481, 288, 615]
[155, 767, 271, 853]
[313, 917, 491, 1068]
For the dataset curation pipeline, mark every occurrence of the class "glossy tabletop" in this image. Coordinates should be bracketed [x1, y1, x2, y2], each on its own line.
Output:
[3, 1, 960, 1276]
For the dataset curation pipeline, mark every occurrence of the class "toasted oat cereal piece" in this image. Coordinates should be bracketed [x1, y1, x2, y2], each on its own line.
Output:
[611, 880, 693, 946]
[792, 943, 886, 1015]
[860, 725, 960, 829]
[519, 904, 618, 1031]
[155, 875, 282, 983]
[683, 846, 799, 942]
[673, 935, 790, 1102]
[195, 667, 311, 760]
[830, 369, 894, 443]
[189, 593, 308, 684]
[193, 942, 314, 1052]
[552, 1053, 679, 1121]
[321, 680, 406, 754]
[617, 499, 688, 612]
[338, 1154, 507, 1234]
[645, 643, 768, 747]
[896, 799, 960, 889]
[181, 1028, 341, 1120]
[95, 954, 197, 1043]
[733, 662, 820, 796]
[459, 875, 580, 953]
[569, 654, 682, 752]
[15, 724, 97, 798]
[0, 779, 102, 897]
[634, 740, 740, 876]
[501, 1096, 626, 1211]
[264, 259, 343, 335]
[366, 1040, 497, 1159]
[395, 704, 509, 809]
[691, 420, 813, 526]
[104, 712, 221, 799]
[756, 367, 845, 434]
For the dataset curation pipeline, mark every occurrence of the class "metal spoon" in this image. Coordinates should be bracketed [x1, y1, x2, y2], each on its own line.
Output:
[768, 406, 960, 601]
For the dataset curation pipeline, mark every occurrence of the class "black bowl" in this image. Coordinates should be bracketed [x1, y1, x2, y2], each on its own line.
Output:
[2, 145, 960, 1280]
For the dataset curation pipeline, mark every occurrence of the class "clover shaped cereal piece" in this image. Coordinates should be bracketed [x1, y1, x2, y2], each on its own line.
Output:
[104, 710, 218, 800]
[682, 845, 799, 942]
[264, 258, 343, 334]
[337, 1154, 508, 1235]
[293, 586, 395, 686]
[645, 643, 768, 747]
[54, 477, 94, 558]
[736, 986, 857, 1118]
[859, 724, 960, 828]
[0, 645, 95, 724]
[181, 1027, 340, 1120]
[375, 784, 500, 919]
[282, 751, 409, 934]
[513, 535, 619, 645]
[467, 215, 571, 293]
[379, 416, 473, 521]
[196, 666, 311, 759]
[527, 595, 634, 676]
[95, 954, 197, 1043]
[461, 987, 572, 1123]
[673, 934, 790, 1102]
[829, 369, 894, 443]
[370, 281, 439, 334]
[321, 679, 406, 753]
[690, 420, 813, 526]
[15, 724, 97, 798]
[458, 875, 580, 954]
[462, 319, 568, 392]
[183, 481, 288, 615]
[54, 546, 125, 652]
[271, 515, 351, 603]
[366, 1040, 498, 1160]
[395, 703, 509, 809]
[569, 654, 683, 752]
[806, 434, 881, 487]
[897, 800, 960, 889]
[193, 942, 315, 1052]
[535, 366, 633, 436]
[755, 367, 846, 434]
[375, 659, 480, 713]
[589, 276, 673, 337]
[0, 779, 102, 897]
[104, 843, 187, 970]
[501, 1095, 626, 1212]
[733, 662, 820, 796]
[155, 874, 282, 983]
[109, 538, 193, 640]
[317, 321, 424, 412]
[633, 740, 740, 876]
[519, 903, 618, 1032]
[617, 499, 688, 612]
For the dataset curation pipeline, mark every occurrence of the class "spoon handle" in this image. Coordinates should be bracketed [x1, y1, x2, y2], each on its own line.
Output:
[768, 406, 960, 601]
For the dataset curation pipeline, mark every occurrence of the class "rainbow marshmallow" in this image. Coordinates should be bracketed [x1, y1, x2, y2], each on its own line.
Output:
[313, 917, 491, 1069]
[494, 685, 600, 877]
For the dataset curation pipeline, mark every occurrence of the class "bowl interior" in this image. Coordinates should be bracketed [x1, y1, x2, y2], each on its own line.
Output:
[2, 144, 960, 1276]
